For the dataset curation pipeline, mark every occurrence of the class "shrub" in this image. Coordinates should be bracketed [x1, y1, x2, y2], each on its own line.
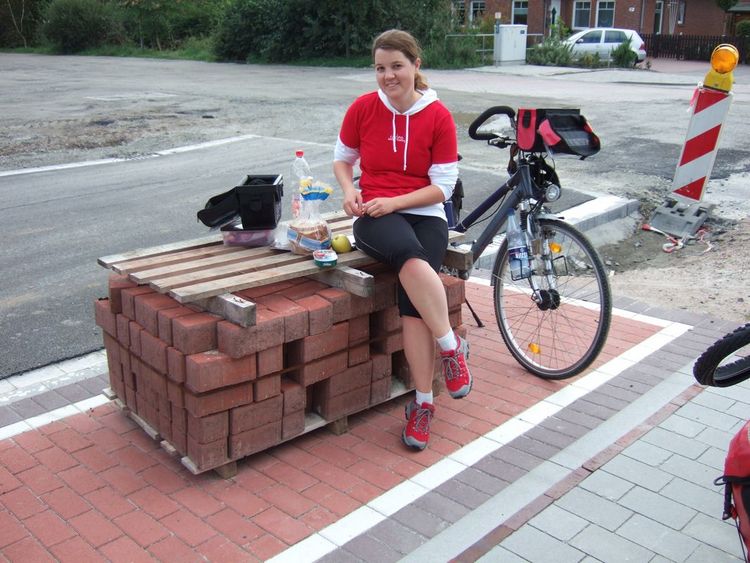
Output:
[736, 20, 750, 37]
[526, 23, 573, 66]
[43, 0, 124, 53]
[611, 40, 637, 67]
[577, 52, 602, 68]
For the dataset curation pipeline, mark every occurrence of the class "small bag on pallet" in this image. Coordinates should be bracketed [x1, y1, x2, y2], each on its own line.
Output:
[715, 419, 750, 561]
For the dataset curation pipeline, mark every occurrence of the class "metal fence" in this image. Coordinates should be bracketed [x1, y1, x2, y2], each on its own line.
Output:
[642, 33, 749, 63]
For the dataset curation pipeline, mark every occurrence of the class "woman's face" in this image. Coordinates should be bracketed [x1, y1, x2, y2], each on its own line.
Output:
[374, 48, 419, 102]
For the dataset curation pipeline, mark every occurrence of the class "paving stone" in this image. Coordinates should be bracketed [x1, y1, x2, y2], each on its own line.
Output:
[684, 542, 744, 562]
[659, 452, 722, 488]
[9, 397, 46, 419]
[474, 457, 526, 483]
[523, 425, 577, 450]
[641, 427, 712, 460]
[507, 434, 562, 459]
[674, 402, 740, 432]
[682, 512, 740, 561]
[618, 486, 696, 530]
[434, 478, 491, 510]
[569, 523, 655, 563]
[54, 382, 96, 404]
[660, 477, 724, 516]
[556, 488, 633, 532]
[601, 453, 674, 492]
[31, 389, 69, 411]
[690, 390, 736, 412]
[79, 374, 108, 395]
[578, 469, 634, 502]
[454, 467, 508, 497]
[477, 545, 529, 562]
[659, 413, 707, 438]
[317, 547, 365, 563]
[392, 504, 451, 539]
[492, 444, 546, 471]
[369, 519, 427, 555]
[0, 406, 22, 427]
[413, 492, 471, 524]
[340, 533, 401, 563]
[697, 446, 729, 472]
[617, 513, 701, 561]
[621, 440, 673, 467]
[528, 505, 588, 541]
[501, 523, 586, 563]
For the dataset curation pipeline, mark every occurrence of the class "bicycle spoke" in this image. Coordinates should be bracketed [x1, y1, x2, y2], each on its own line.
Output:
[492, 218, 611, 379]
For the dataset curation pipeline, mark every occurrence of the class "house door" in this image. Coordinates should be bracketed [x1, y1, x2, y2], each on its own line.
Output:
[550, 0, 561, 26]
[653, 0, 663, 34]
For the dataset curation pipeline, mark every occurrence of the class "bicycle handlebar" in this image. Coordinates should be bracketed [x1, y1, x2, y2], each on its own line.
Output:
[468, 106, 516, 141]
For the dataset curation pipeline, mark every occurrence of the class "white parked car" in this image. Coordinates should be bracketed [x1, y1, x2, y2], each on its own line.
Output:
[564, 28, 647, 64]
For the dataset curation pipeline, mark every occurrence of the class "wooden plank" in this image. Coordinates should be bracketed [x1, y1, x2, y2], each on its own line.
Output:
[150, 250, 306, 293]
[443, 245, 474, 271]
[97, 234, 222, 268]
[309, 265, 374, 297]
[170, 250, 376, 303]
[111, 241, 235, 276]
[130, 246, 279, 284]
[192, 293, 256, 327]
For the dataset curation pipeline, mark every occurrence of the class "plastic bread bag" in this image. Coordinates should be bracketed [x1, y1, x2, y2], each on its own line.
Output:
[287, 179, 333, 255]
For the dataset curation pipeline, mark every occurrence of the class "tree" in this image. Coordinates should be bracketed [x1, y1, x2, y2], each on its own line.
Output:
[6, 0, 27, 47]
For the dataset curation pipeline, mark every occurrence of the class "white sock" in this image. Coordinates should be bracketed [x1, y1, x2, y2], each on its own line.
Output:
[416, 390, 433, 406]
[436, 330, 458, 352]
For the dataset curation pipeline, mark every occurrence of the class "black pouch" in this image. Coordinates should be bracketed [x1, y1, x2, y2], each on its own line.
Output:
[197, 174, 283, 230]
[516, 108, 599, 159]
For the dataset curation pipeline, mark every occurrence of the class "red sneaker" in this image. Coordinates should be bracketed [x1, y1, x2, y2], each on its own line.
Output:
[441, 334, 472, 399]
[402, 400, 435, 450]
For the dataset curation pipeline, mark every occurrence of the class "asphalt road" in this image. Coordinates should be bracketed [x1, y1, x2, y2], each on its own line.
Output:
[1, 54, 748, 378]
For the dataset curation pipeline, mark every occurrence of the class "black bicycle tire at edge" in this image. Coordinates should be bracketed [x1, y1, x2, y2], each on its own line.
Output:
[693, 323, 750, 387]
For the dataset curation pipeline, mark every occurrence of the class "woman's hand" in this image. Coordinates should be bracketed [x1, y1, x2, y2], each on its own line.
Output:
[362, 197, 398, 218]
[343, 189, 364, 217]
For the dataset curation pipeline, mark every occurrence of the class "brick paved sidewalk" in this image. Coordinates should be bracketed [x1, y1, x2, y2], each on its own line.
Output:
[0, 279, 743, 562]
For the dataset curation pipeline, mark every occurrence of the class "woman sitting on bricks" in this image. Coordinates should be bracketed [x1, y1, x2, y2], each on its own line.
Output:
[333, 29, 471, 450]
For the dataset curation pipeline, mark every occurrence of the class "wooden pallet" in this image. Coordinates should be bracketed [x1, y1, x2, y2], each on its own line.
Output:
[98, 212, 472, 326]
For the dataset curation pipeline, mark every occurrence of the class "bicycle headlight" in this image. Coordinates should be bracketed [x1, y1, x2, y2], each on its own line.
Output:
[545, 183, 561, 202]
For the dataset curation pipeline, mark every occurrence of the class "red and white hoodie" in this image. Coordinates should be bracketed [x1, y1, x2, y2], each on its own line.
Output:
[334, 88, 458, 221]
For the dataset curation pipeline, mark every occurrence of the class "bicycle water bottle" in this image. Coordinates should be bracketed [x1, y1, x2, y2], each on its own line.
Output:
[506, 209, 530, 280]
[290, 150, 312, 218]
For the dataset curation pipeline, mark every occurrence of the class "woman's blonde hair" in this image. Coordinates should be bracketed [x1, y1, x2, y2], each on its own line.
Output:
[372, 29, 428, 91]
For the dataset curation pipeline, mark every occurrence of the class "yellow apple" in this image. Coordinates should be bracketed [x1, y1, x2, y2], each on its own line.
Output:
[331, 234, 353, 253]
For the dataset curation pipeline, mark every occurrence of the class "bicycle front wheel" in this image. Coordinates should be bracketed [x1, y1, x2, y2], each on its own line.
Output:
[491, 218, 611, 379]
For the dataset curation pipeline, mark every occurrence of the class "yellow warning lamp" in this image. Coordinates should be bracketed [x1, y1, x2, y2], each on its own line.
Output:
[703, 44, 739, 92]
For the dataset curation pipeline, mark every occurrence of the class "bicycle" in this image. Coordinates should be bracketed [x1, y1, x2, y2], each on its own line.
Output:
[447, 105, 612, 380]
[693, 323, 750, 388]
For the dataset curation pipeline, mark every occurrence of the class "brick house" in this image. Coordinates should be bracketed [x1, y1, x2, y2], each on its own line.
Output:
[454, 0, 729, 37]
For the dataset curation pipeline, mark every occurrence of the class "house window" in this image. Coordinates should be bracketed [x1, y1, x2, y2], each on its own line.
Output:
[653, 0, 663, 33]
[677, 0, 686, 24]
[452, 0, 466, 26]
[470, 0, 486, 24]
[596, 1, 615, 27]
[513, 1, 529, 24]
[573, 1, 591, 28]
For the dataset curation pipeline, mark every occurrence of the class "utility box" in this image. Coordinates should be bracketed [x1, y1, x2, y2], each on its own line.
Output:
[493, 24, 527, 65]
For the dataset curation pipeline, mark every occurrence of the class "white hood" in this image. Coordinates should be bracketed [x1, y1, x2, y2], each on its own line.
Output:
[377, 88, 439, 171]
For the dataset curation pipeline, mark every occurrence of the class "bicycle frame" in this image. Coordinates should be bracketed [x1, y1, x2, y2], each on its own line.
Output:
[453, 164, 537, 265]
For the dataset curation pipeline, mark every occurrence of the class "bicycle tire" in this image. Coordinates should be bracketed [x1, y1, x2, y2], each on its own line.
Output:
[693, 323, 750, 387]
[491, 218, 612, 379]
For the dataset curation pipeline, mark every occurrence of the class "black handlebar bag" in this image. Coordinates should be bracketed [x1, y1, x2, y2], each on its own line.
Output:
[197, 174, 284, 230]
[516, 108, 600, 159]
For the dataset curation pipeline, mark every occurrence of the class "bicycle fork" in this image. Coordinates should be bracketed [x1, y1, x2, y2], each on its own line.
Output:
[523, 212, 561, 311]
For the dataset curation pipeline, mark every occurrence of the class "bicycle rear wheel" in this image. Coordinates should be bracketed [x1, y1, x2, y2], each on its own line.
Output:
[693, 323, 750, 387]
[491, 217, 611, 379]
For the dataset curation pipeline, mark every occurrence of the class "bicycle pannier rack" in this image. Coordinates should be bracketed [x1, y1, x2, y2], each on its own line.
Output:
[516, 108, 600, 159]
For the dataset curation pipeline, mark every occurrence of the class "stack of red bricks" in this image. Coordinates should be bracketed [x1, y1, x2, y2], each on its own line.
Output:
[94, 265, 466, 473]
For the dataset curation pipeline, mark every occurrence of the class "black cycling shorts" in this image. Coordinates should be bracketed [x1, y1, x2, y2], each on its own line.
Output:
[353, 213, 448, 318]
